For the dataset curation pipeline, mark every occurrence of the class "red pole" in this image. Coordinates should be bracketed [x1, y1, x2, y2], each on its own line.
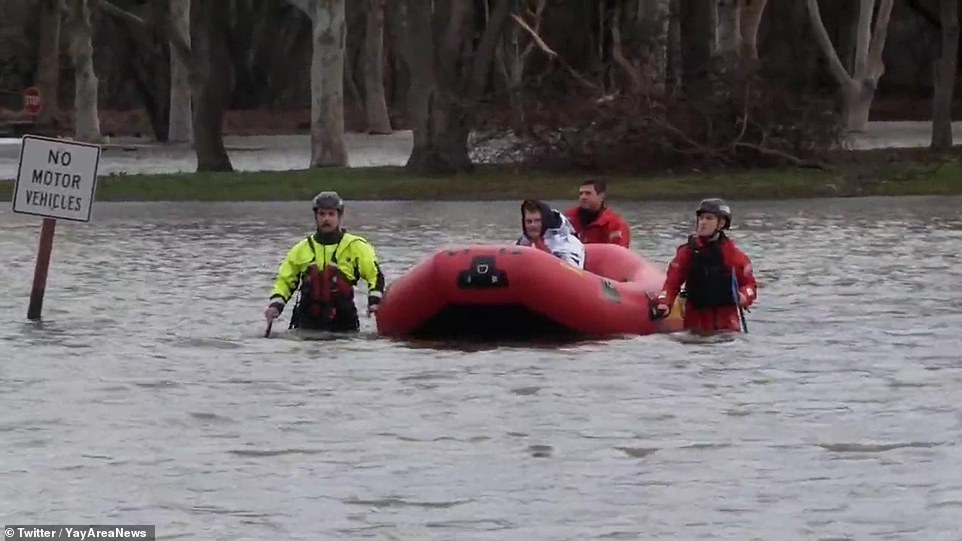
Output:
[27, 218, 57, 321]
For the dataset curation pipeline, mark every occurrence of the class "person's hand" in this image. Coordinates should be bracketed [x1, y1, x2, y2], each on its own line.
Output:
[368, 304, 380, 317]
[651, 303, 670, 320]
[265, 305, 280, 322]
[738, 292, 748, 308]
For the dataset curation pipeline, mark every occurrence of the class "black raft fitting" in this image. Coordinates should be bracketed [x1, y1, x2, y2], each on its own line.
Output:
[457, 256, 509, 289]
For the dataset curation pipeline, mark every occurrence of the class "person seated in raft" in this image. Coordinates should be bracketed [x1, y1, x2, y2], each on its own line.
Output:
[516, 199, 586, 269]
[651, 198, 757, 334]
[264, 191, 386, 332]
[564, 178, 632, 248]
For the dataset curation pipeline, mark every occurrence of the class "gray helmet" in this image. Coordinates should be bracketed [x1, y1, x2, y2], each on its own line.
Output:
[696, 198, 732, 229]
[312, 191, 344, 213]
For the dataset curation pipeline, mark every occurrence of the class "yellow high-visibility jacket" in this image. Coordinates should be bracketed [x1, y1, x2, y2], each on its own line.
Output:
[269, 231, 385, 311]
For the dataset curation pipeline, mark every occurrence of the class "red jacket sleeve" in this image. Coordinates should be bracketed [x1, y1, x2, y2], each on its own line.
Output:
[657, 244, 691, 306]
[609, 217, 631, 248]
[725, 242, 757, 308]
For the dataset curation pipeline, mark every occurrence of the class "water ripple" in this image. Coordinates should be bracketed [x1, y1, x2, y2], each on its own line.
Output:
[2, 197, 962, 540]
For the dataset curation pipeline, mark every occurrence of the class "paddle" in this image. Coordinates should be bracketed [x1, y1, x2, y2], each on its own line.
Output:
[264, 319, 273, 338]
[731, 271, 749, 334]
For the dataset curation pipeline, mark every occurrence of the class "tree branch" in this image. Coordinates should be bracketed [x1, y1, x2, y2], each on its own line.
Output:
[806, 0, 853, 86]
[511, 12, 601, 93]
[286, 0, 314, 19]
[441, 0, 472, 87]
[610, 1, 643, 93]
[866, 0, 895, 81]
[904, 0, 941, 29]
[853, 0, 872, 78]
[469, 0, 513, 100]
[98, 0, 146, 28]
[520, 0, 547, 60]
[162, 0, 191, 67]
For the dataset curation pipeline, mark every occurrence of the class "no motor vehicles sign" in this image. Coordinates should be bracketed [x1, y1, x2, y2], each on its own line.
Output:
[13, 135, 101, 222]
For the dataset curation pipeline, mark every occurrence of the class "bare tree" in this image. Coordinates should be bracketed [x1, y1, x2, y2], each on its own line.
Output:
[167, 0, 233, 171]
[639, 0, 671, 95]
[739, 0, 768, 64]
[363, 0, 392, 134]
[932, 0, 958, 150]
[716, 0, 741, 58]
[288, 0, 348, 167]
[105, 0, 231, 168]
[35, 0, 64, 127]
[680, 0, 715, 93]
[67, 0, 101, 142]
[807, 0, 895, 132]
[398, 0, 514, 174]
[497, 0, 547, 129]
[168, 0, 192, 143]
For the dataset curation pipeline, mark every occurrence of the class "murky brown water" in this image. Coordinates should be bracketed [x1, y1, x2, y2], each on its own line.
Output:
[2, 197, 961, 540]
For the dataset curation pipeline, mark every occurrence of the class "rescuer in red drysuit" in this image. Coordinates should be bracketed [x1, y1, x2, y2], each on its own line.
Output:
[651, 198, 757, 334]
[564, 178, 632, 248]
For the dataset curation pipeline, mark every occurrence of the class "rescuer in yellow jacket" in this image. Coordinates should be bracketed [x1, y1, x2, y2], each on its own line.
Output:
[264, 191, 385, 332]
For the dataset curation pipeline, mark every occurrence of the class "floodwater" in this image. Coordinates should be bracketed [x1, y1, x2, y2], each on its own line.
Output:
[0, 132, 415, 179]
[1, 197, 961, 540]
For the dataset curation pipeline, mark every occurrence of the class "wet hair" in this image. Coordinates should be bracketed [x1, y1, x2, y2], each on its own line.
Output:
[580, 178, 607, 194]
[521, 199, 560, 234]
[521, 200, 544, 215]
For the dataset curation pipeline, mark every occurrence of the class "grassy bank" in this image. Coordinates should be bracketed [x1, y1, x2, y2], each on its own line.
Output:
[2, 149, 962, 202]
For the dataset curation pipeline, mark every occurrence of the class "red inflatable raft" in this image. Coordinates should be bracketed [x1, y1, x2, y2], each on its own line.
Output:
[375, 243, 683, 340]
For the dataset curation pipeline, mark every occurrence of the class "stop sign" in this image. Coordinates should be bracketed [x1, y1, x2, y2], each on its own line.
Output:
[23, 86, 42, 115]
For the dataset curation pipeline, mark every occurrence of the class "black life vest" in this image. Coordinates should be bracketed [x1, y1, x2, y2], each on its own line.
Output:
[685, 234, 737, 309]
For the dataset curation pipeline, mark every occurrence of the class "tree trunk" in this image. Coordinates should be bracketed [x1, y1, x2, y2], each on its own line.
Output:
[842, 80, 875, 132]
[932, 0, 959, 150]
[309, 0, 348, 166]
[498, 18, 525, 132]
[807, 0, 895, 133]
[168, 0, 192, 143]
[363, 0, 392, 134]
[739, 0, 768, 63]
[35, 0, 63, 126]
[400, 0, 471, 174]
[68, 0, 101, 142]
[288, 0, 348, 167]
[716, 0, 741, 58]
[639, 0, 671, 95]
[611, 1, 644, 92]
[188, 0, 233, 171]
[668, 0, 683, 91]
[398, 0, 512, 174]
[679, 0, 714, 93]
[384, 2, 410, 125]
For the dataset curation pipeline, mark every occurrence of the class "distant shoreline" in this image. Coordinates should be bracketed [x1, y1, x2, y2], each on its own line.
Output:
[1, 146, 960, 203]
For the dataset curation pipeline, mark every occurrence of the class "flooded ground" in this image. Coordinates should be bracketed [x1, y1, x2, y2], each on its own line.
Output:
[2, 197, 961, 540]
[3, 120, 962, 179]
